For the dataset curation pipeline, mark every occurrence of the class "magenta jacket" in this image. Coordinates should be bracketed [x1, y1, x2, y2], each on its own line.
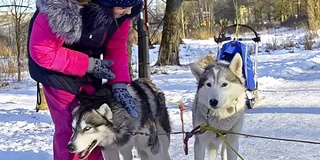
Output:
[29, 1, 132, 89]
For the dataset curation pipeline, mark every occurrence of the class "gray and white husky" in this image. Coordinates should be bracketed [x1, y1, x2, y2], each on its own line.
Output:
[67, 79, 171, 160]
[190, 53, 247, 160]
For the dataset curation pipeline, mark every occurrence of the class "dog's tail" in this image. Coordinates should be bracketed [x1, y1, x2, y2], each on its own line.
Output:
[155, 90, 171, 134]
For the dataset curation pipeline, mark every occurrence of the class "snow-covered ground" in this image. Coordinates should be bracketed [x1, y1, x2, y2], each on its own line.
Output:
[1, 28, 320, 160]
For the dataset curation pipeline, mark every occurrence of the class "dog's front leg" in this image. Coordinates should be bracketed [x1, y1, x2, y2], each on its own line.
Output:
[119, 145, 134, 160]
[102, 146, 121, 160]
[208, 141, 220, 160]
[194, 134, 209, 160]
[221, 143, 227, 160]
[225, 134, 240, 160]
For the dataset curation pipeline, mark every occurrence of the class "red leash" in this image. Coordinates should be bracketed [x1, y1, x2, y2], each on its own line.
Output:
[183, 125, 205, 155]
[178, 103, 198, 155]
[167, 100, 195, 155]
[179, 104, 186, 140]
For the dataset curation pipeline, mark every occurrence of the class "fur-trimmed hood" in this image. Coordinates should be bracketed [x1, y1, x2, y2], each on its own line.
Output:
[37, 0, 84, 44]
[36, 0, 142, 44]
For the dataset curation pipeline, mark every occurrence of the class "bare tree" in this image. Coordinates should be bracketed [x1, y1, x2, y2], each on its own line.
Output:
[148, 0, 166, 44]
[155, 0, 182, 66]
[181, 0, 215, 39]
[0, 0, 34, 82]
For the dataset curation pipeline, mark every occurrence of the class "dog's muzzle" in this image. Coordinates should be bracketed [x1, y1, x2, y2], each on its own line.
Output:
[67, 140, 98, 159]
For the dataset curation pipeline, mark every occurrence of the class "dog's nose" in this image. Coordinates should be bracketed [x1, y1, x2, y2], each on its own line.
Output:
[67, 143, 76, 152]
[209, 99, 218, 108]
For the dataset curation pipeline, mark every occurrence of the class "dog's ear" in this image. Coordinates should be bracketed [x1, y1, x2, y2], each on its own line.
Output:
[97, 103, 113, 122]
[229, 53, 243, 77]
[71, 105, 80, 115]
[190, 63, 205, 81]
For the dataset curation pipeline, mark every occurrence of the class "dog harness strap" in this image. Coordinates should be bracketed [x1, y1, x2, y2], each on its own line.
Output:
[35, 82, 41, 112]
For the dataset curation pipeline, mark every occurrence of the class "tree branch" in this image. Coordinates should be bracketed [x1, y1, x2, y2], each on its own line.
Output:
[0, 4, 32, 8]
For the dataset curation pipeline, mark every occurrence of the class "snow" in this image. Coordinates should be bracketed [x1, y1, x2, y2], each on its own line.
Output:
[1, 28, 320, 160]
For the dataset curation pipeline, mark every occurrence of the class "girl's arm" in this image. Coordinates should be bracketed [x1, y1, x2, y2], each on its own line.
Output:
[29, 13, 89, 77]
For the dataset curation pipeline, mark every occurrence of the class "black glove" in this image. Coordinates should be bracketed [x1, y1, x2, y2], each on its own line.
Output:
[87, 57, 115, 80]
[112, 83, 138, 118]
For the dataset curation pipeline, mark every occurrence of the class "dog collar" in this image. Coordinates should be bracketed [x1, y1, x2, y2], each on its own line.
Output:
[206, 98, 239, 118]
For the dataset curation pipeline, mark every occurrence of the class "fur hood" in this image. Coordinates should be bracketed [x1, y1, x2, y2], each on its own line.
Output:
[37, 0, 84, 44]
[36, 0, 142, 44]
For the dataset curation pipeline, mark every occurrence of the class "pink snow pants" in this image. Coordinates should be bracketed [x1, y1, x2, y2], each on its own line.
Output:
[43, 85, 104, 160]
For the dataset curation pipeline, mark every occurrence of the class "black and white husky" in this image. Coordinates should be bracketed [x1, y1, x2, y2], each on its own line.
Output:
[190, 53, 247, 160]
[67, 79, 171, 160]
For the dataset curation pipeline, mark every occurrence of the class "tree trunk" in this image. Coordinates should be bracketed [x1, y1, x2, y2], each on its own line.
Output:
[155, 0, 182, 66]
[306, 0, 320, 31]
[127, 22, 136, 80]
[15, 15, 22, 82]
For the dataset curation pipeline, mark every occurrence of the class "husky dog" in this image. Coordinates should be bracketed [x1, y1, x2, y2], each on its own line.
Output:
[190, 53, 247, 160]
[67, 79, 171, 160]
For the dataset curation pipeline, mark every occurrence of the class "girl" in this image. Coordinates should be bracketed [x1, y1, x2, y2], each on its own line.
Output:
[27, 0, 142, 159]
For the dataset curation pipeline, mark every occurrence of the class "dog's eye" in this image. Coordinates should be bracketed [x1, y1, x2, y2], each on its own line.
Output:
[206, 83, 212, 87]
[84, 127, 91, 131]
[221, 83, 228, 87]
